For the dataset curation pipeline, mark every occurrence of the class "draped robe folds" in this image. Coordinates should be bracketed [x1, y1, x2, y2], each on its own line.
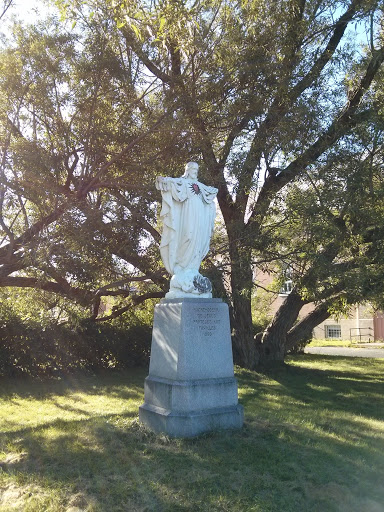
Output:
[156, 177, 217, 294]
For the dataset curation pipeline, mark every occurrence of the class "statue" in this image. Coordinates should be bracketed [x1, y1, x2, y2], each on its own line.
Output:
[156, 162, 218, 298]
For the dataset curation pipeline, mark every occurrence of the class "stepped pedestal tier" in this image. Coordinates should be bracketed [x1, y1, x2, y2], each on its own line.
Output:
[139, 298, 244, 438]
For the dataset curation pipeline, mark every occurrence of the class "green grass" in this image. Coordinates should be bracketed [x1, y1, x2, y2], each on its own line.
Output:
[1, 357, 384, 512]
[308, 339, 357, 347]
[308, 339, 384, 347]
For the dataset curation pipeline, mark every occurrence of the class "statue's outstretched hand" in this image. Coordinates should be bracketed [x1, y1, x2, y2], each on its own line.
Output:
[156, 176, 170, 191]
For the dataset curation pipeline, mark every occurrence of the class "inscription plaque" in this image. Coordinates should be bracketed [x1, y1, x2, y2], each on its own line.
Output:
[192, 306, 221, 337]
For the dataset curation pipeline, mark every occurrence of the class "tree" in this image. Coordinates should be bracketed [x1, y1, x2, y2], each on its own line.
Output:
[2, 1, 384, 368]
[260, 123, 384, 357]
[58, 0, 384, 367]
[0, 0, 12, 22]
[0, 17, 171, 322]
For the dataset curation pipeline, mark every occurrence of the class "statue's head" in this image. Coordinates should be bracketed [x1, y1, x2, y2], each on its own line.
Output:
[182, 161, 199, 179]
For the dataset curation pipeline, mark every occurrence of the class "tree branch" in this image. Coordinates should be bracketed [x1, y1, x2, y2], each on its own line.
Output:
[0, 276, 93, 306]
[285, 301, 331, 351]
[237, 0, 365, 212]
[94, 291, 165, 322]
[110, 190, 161, 244]
[247, 102, 379, 232]
[121, 27, 172, 84]
[96, 275, 156, 295]
[0, 204, 67, 263]
[0, 115, 168, 264]
[0, 0, 12, 22]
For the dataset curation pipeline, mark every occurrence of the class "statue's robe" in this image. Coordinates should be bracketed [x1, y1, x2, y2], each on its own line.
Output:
[157, 178, 217, 276]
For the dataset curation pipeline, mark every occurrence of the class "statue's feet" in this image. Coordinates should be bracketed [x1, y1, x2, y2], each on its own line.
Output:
[192, 274, 212, 294]
[165, 270, 212, 299]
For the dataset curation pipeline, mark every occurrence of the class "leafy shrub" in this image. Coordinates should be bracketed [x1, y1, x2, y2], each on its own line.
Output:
[0, 310, 151, 377]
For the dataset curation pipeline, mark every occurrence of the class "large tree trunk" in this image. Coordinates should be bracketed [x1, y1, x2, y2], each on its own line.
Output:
[256, 289, 305, 365]
[229, 244, 259, 369]
[285, 302, 331, 352]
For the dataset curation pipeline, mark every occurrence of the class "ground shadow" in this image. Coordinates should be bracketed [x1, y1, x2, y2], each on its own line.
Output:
[0, 368, 147, 401]
[1, 360, 383, 511]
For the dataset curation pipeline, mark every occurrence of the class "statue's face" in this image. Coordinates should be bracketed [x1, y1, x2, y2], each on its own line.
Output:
[186, 163, 198, 180]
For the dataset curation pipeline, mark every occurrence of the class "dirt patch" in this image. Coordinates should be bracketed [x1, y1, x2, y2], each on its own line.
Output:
[0, 483, 31, 509]
[0, 452, 27, 470]
[66, 492, 89, 511]
[306, 482, 384, 512]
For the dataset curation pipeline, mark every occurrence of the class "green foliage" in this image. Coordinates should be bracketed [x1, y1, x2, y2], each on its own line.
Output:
[2, 0, 384, 368]
[0, 13, 169, 324]
[0, 297, 151, 377]
[272, 127, 384, 319]
[251, 287, 273, 335]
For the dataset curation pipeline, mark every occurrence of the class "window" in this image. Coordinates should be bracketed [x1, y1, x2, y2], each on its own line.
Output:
[279, 279, 293, 295]
[279, 267, 293, 295]
[325, 325, 341, 339]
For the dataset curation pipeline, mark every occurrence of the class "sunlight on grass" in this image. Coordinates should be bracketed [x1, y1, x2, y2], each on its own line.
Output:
[0, 358, 383, 511]
[0, 374, 143, 435]
[308, 339, 353, 347]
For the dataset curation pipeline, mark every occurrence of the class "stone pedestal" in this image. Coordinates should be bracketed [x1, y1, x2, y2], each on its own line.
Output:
[139, 298, 243, 437]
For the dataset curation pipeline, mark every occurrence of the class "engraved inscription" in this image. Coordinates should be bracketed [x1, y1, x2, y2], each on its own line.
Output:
[192, 307, 220, 338]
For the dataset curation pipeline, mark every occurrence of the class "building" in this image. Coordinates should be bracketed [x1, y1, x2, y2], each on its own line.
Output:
[255, 269, 384, 342]
[313, 304, 375, 342]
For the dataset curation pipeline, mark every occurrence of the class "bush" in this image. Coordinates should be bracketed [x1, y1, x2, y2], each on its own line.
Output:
[0, 312, 152, 377]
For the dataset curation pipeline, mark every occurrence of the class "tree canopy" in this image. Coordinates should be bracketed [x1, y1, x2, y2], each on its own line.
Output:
[1, 0, 384, 368]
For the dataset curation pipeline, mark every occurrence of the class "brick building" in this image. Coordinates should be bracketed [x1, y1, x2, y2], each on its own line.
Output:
[254, 269, 384, 342]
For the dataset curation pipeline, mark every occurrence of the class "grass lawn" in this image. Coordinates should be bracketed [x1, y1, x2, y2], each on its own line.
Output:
[307, 339, 384, 348]
[1, 355, 384, 512]
[307, 339, 354, 347]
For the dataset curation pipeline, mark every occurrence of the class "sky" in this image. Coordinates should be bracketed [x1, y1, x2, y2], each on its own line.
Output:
[4, 0, 55, 26]
[4, 0, 371, 45]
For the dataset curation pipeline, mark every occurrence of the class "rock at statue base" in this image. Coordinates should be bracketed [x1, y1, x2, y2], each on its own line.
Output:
[139, 298, 244, 437]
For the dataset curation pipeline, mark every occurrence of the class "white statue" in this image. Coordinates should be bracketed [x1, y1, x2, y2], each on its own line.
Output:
[156, 162, 218, 298]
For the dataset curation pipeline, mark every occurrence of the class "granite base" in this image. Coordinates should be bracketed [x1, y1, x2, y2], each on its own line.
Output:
[139, 298, 244, 437]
